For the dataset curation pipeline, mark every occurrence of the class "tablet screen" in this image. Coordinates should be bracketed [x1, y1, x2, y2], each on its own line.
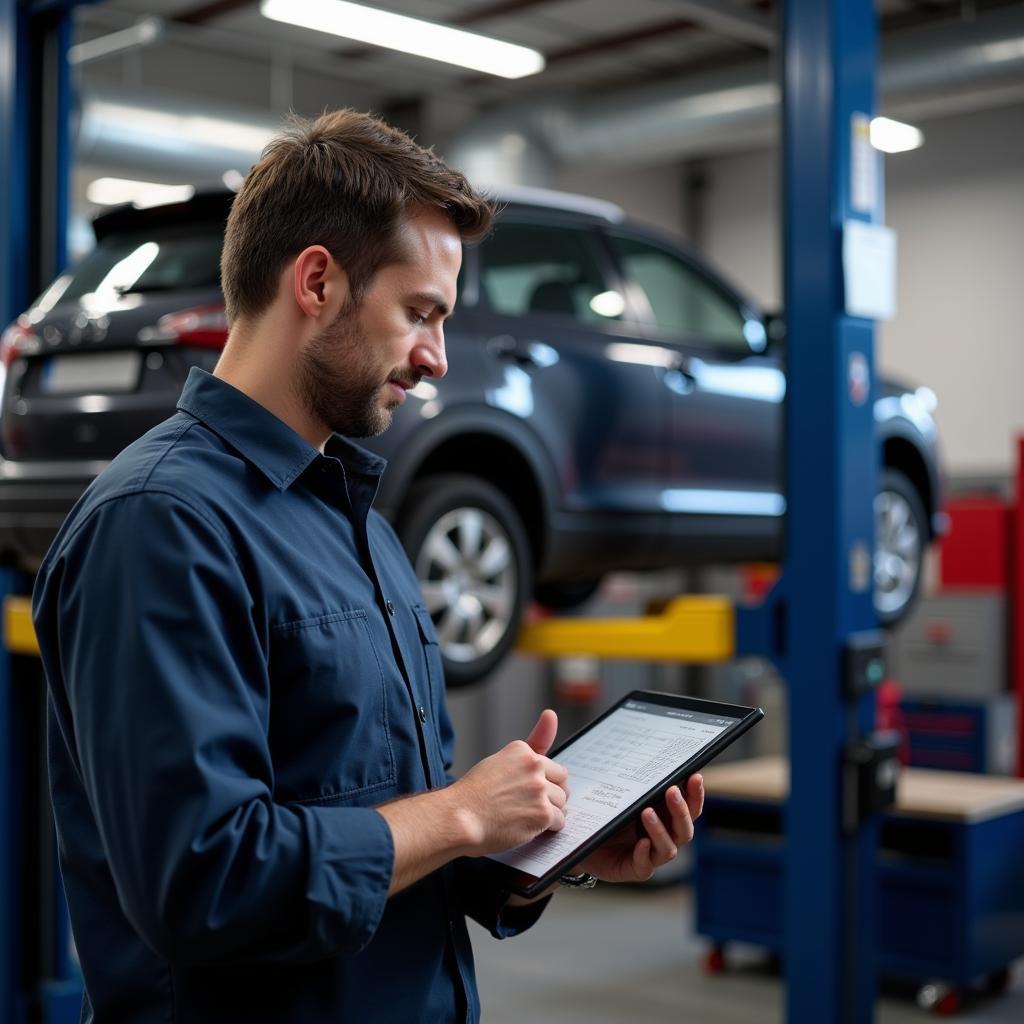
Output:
[489, 698, 741, 879]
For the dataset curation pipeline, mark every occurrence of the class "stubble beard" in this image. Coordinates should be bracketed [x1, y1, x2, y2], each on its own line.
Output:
[294, 301, 398, 439]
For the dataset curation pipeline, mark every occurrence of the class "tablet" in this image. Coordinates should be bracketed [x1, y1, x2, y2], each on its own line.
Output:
[486, 690, 764, 897]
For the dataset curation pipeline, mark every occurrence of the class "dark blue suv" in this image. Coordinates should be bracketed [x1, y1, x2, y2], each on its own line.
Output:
[0, 187, 943, 684]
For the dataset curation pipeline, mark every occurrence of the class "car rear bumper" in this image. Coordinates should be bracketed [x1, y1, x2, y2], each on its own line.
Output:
[0, 461, 102, 567]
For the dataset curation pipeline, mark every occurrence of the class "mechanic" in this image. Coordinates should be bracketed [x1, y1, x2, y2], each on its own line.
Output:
[33, 109, 704, 1024]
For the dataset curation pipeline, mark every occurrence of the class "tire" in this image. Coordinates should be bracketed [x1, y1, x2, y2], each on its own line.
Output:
[534, 579, 602, 611]
[875, 467, 928, 627]
[396, 474, 532, 688]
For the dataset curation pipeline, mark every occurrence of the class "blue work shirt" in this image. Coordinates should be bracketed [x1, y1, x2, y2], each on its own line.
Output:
[33, 367, 547, 1023]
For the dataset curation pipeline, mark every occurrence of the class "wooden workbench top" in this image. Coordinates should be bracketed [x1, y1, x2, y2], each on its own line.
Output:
[701, 755, 1024, 823]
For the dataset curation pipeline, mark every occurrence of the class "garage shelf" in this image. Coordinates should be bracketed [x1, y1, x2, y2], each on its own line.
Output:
[695, 757, 1024, 997]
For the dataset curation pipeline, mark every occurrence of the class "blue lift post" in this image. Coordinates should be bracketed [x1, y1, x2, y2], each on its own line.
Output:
[2, 4, 27, 1020]
[2, 2, 76, 1021]
[3, 2, 893, 1022]
[1, 0, 74, 327]
[781, 0, 883, 1022]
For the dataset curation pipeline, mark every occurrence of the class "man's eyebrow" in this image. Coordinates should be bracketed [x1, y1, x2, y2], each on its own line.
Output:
[411, 291, 452, 318]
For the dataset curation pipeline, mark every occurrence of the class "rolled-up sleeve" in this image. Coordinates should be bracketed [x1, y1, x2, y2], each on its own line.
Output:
[34, 490, 394, 965]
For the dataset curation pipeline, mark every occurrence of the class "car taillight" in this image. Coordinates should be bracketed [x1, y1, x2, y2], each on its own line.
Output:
[0, 318, 42, 368]
[141, 305, 229, 349]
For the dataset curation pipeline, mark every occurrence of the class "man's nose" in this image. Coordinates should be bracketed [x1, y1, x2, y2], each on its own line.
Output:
[414, 325, 448, 379]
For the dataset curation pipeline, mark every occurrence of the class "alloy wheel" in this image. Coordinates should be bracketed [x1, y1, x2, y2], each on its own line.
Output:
[874, 486, 921, 619]
[415, 506, 517, 665]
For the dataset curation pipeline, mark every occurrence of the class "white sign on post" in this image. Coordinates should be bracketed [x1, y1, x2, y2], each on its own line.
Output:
[843, 219, 897, 321]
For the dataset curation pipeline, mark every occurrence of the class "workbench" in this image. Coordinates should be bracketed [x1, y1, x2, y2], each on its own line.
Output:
[695, 757, 1024, 1013]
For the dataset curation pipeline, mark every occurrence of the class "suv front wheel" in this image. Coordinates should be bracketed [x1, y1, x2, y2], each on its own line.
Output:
[397, 474, 532, 688]
[875, 467, 928, 626]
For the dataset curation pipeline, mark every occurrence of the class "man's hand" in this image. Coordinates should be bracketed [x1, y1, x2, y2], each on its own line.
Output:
[377, 710, 569, 894]
[577, 775, 704, 883]
[449, 709, 570, 855]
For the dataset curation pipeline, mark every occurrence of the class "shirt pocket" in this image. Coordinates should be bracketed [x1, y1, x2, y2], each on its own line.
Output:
[268, 609, 397, 804]
[412, 604, 445, 705]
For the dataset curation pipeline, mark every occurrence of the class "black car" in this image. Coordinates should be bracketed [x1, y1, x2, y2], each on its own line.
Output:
[0, 187, 943, 685]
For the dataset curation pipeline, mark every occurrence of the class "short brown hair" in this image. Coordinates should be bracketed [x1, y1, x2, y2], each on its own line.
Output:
[220, 109, 495, 324]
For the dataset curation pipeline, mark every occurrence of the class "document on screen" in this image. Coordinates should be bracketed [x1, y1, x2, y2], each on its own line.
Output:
[490, 699, 738, 878]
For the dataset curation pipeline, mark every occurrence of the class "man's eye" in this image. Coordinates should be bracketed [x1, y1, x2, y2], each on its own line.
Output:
[409, 310, 429, 325]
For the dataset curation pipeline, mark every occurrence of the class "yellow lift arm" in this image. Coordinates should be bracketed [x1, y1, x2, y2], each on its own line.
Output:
[6, 594, 739, 664]
[5, 595, 39, 656]
[516, 595, 735, 662]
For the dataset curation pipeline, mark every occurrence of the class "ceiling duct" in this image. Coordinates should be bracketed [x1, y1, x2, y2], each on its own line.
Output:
[450, 4, 1024, 185]
[77, 90, 281, 181]
[75, 6, 1024, 185]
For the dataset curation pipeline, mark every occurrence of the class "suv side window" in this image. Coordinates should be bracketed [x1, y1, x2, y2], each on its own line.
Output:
[60, 227, 223, 302]
[609, 234, 749, 350]
[479, 222, 623, 325]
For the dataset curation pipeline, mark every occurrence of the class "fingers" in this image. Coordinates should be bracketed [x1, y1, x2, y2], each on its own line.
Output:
[547, 781, 568, 810]
[545, 766, 569, 830]
[686, 774, 704, 822]
[632, 836, 655, 881]
[545, 758, 569, 793]
[641, 806, 679, 867]
[525, 709, 558, 755]
[663, 785, 696, 846]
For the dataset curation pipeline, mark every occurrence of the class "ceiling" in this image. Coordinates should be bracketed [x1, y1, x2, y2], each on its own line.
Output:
[66, 0, 1024, 245]
[73, 0, 1024, 126]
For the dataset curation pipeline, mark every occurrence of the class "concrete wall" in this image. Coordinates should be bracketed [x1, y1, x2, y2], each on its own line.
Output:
[697, 102, 1024, 478]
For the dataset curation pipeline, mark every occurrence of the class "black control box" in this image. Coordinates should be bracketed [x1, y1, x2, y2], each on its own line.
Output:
[844, 630, 887, 698]
[843, 731, 902, 832]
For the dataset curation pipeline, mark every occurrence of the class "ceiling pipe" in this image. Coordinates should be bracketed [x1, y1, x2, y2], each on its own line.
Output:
[77, 90, 281, 181]
[75, 6, 1024, 184]
[449, 5, 1024, 182]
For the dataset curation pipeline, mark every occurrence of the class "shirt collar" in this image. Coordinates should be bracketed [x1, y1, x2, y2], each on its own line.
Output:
[176, 368, 387, 491]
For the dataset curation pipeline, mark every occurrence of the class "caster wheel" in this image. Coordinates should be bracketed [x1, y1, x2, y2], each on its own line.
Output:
[917, 982, 961, 1015]
[986, 967, 1011, 994]
[704, 947, 726, 974]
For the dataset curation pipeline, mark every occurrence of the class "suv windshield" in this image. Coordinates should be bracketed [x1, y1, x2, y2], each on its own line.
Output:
[50, 225, 223, 305]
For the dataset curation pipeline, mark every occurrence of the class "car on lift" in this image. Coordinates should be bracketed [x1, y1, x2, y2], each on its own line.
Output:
[0, 187, 943, 685]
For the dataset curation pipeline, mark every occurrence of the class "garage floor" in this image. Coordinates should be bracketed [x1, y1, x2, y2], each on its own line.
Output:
[469, 882, 1024, 1023]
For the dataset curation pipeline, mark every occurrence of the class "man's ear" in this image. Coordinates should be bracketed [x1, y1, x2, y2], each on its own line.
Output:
[292, 245, 350, 320]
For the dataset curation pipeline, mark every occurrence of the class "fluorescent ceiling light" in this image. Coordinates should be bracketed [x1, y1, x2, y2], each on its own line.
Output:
[870, 116, 924, 154]
[69, 17, 164, 65]
[260, 0, 545, 79]
[87, 177, 196, 209]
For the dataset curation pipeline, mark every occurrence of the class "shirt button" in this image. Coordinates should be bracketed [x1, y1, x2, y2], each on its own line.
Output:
[418, 706, 427, 724]
[385, 600, 395, 615]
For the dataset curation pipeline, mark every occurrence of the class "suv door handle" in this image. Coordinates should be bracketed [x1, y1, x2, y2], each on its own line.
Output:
[672, 354, 698, 382]
[487, 335, 542, 368]
[664, 356, 698, 395]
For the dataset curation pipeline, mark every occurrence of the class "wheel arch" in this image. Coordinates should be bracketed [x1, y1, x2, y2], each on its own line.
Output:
[378, 410, 556, 572]
[882, 433, 938, 540]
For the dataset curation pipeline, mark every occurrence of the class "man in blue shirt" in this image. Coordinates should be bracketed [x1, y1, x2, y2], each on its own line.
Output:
[33, 109, 703, 1023]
